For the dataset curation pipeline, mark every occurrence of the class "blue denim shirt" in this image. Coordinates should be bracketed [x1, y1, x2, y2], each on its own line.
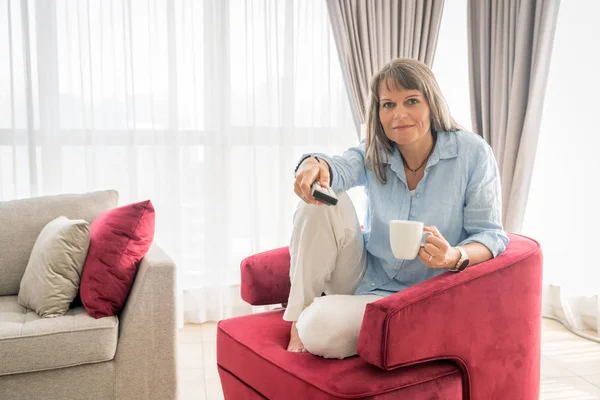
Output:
[311, 130, 509, 297]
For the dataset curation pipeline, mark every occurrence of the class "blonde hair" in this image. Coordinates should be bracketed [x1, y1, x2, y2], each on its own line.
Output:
[365, 58, 460, 184]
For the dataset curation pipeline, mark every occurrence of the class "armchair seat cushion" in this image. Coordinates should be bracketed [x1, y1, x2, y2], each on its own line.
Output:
[0, 296, 118, 376]
[217, 310, 463, 399]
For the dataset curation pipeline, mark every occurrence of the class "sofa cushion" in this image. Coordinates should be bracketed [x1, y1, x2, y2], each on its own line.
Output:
[80, 200, 155, 318]
[18, 217, 90, 318]
[0, 296, 118, 376]
[217, 310, 463, 399]
[0, 190, 118, 296]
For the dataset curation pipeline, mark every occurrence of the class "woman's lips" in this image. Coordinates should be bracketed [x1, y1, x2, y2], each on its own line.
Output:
[393, 125, 413, 130]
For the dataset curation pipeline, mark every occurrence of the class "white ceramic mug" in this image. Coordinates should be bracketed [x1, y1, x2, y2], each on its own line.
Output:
[389, 220, 432, 260]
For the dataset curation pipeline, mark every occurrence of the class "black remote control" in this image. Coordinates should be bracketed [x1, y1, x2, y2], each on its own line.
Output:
[311, 182, 338, 206]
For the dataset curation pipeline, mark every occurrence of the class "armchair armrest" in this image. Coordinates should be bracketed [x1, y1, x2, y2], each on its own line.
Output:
[358, 234, 543, 400]
[240, 247, 291, 306]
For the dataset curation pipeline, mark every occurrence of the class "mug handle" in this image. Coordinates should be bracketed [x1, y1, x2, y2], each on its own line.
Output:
[420, 231, 433, 247]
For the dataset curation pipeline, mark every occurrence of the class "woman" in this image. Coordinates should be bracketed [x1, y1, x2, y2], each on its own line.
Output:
[286, 58, 508, 359]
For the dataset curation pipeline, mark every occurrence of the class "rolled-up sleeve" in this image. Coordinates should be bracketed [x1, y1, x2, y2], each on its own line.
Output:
[457, 142, 509, 257]
[302, 141, 367, 193]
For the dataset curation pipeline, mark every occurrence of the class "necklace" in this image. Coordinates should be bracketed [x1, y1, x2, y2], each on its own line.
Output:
[400, 135, 437, 175]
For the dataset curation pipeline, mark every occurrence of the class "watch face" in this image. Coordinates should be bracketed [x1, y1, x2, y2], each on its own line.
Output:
[458, 259, 469, 271]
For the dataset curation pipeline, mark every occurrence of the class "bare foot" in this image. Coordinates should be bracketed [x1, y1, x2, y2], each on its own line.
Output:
[287, 322, 307, 353]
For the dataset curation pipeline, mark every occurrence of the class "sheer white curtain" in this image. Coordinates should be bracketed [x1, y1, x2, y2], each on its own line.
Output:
[522, 0, 600, 340]
[0, 0, 356, 324]
[431, 0, 472, 132]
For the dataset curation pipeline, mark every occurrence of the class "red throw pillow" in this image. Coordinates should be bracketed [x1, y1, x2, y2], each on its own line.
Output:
[80, 200, 155, 318]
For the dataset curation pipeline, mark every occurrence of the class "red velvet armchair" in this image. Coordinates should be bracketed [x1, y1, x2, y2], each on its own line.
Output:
[217, 234, 542, 399]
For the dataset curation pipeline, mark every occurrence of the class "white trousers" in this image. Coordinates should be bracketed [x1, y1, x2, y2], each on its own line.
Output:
[283, 192, 381, 359]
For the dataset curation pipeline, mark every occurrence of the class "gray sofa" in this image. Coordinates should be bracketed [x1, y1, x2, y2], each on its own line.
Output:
[0, 190, 177, 400]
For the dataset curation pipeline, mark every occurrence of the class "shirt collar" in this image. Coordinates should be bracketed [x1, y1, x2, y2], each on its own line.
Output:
[386, 130, 458, 166]
[386, 131, 458, 182]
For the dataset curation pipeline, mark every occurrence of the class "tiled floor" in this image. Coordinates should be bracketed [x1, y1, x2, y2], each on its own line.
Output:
[178, 318, 600, 400]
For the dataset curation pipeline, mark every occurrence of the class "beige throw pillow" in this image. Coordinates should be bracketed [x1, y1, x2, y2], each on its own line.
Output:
[18, 216, 90, 318]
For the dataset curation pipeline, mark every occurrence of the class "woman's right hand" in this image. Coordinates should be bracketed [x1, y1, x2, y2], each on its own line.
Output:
[294, 157, 331, 205]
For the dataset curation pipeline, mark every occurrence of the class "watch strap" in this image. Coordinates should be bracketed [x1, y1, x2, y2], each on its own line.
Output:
[449, 246, 469, 272]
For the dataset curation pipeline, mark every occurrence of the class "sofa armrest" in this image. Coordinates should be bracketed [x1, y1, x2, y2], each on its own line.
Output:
[240, 247, 291, 306]
[114, 243, 178, 400]
[358, 234, 543, 400]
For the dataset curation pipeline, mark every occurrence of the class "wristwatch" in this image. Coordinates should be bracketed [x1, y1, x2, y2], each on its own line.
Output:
[448, 246, 469, 272]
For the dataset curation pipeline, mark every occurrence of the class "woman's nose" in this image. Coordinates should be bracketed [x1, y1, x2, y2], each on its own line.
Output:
[393, 108, 407, 120]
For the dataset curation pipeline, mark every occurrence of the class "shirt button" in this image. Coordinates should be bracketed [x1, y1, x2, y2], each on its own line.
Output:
[416, 193, 420, 198]
[371, 283, 375, 286]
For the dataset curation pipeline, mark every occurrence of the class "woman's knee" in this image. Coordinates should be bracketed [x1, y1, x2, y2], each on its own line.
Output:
[293, 193, 354, 237]
[295, 192, 351, 216]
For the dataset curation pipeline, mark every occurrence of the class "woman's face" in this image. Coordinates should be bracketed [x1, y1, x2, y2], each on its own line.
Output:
[378, 81, 432, 146]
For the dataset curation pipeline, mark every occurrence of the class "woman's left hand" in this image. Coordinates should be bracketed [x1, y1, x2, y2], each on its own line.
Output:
[418, 226, 460, 269]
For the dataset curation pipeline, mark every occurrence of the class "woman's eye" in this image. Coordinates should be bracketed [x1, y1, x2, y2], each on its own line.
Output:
[382, 102, 394, 108]
[407, 99, 418, 105]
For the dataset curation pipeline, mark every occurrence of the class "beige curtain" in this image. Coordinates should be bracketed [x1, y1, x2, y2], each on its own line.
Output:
[327, 0, 445, 135]
[467, 0, 561, 233]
